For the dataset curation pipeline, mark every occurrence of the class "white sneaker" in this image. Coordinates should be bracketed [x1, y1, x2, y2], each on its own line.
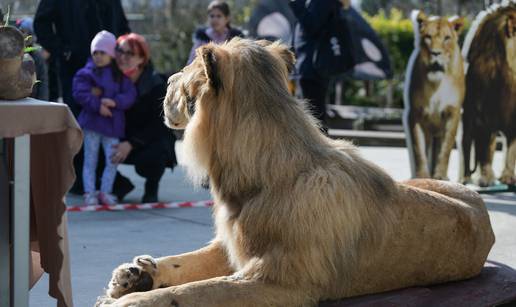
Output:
[99, 192, 118, 206]
[84, 192, 98, 206]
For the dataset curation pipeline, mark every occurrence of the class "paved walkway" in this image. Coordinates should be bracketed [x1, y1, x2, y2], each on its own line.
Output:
[30, 145, 515, 307]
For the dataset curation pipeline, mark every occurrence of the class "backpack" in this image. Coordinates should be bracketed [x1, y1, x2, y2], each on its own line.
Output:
[312, 1, 355, 77]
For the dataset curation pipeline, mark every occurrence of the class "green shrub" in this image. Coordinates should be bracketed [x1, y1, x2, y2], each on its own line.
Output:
[364, 8, 414, 84]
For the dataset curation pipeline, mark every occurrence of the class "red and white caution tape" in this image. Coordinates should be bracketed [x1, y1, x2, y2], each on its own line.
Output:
[67, 200, 214, 212]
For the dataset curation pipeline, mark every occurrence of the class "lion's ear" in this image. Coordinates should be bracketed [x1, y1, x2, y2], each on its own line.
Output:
[261, 41, 296, 74]
[199, 45, 222, 94]
[275, 44, 296, 74]
[506, 14, 515, 38]
[255, 39, 273, 48]
[449, 16, 465, 34]
[412, 10, 427, 27]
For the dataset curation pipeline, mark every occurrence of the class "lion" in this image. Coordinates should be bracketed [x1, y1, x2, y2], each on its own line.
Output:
[461, 0, 516, 186]
[403, 10, 465, 180]
[98, 38, 494, 307]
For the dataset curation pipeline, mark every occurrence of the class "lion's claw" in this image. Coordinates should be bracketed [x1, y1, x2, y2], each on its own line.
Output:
[106, 255, 158, 299]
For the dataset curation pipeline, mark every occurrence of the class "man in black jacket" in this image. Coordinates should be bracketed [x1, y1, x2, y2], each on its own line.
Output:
[34, 0, 130, 116]
[289, 0, 337, 132]
[34, 0, 131, 195]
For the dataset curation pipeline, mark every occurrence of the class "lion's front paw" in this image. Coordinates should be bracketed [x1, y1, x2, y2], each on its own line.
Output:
[478, 175, 496, 187]
[106, 255, 158, 299]
[108, 289, 175, 307]
[461, 175, 473, 185]
[499, 171, 516, 185]
[94, 295, 117, 307]
[478, 166, 496, 187]
[415, 169, 431, 179]
[432, 173, 449, 181]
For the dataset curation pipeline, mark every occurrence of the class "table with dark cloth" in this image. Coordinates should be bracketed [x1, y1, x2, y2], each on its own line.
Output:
[0, 98, 82, 307]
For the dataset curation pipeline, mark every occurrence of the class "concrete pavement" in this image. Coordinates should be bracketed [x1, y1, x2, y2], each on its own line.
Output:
[30, 144, 516, 307]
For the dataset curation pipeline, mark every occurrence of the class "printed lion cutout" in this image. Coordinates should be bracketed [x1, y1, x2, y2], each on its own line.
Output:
[461, 0, 516, 186]
[403, 10, 465, 180]
[98, 39, 494, 307]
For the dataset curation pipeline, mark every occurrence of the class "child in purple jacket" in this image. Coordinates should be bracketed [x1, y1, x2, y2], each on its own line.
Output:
[73, 30, 137, 206]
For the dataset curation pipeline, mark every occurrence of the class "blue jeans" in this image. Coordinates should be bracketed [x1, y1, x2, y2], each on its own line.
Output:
[82, 130, 119, 194]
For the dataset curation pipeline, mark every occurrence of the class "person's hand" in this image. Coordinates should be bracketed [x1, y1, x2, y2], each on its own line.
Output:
[340, 0, 351, 8]
[101, 98, 117, 108]
[99, 104, 113, 117]
[91, 87, 103, 97]
[111, 141, 133, 164]
[41, 49, 51, 60]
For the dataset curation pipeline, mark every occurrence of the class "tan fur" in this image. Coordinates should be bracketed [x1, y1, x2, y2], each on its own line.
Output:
[403, 11, 465, 180]
[461, 1, 516, 186]
[100, 39, 494, 307]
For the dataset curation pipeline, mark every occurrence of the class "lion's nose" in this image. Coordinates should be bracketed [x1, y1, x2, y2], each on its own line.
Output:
[430, 51, 441, 56]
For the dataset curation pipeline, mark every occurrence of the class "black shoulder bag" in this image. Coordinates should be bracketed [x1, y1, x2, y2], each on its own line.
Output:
[312, 2, 355, 77]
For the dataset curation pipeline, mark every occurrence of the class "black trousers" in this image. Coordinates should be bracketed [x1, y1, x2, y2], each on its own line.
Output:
[113, 137, 176, 195]
[59, 57, 84, 117]
[298, 78, 329, 132]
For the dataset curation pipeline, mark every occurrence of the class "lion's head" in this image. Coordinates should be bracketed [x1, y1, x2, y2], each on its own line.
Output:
[163, 38, 313, 186]
[163, 38, 295, 131]
[463, 2, 516, 76]
[413, 11, 465, 81]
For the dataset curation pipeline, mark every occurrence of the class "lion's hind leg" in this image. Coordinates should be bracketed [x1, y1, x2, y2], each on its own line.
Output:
[402, 178, 485, 211]
[400, 179, 495, 281]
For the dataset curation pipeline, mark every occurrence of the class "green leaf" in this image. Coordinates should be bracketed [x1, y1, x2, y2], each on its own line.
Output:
[24, 46, 41, 53]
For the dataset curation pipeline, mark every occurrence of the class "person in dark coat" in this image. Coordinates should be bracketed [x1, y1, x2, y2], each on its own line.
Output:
[289, 0, 340, 132]
[110, 33, 177, 203]
[34, 0, 131, 116]
[187, 1, 244, 64]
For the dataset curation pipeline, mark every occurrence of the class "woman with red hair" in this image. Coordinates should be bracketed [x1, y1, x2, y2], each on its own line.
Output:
[106, 33, 177, 203]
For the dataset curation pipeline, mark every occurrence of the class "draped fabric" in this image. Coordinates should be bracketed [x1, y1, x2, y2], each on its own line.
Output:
[0, 98, 82, 307]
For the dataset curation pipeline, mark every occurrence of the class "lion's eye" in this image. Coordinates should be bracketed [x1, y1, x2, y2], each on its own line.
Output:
[185, 92, 192, 103]
[183, 91, 196, 116]
[444, 35, 451, 41]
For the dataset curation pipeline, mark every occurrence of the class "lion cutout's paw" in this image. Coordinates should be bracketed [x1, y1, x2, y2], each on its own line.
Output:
[478, 175, 496, 187]
[433, 173, 449, 181]
[93, 295, 116, 307]
[106, 255, 157, 299]
[499, 172, 516, 186]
